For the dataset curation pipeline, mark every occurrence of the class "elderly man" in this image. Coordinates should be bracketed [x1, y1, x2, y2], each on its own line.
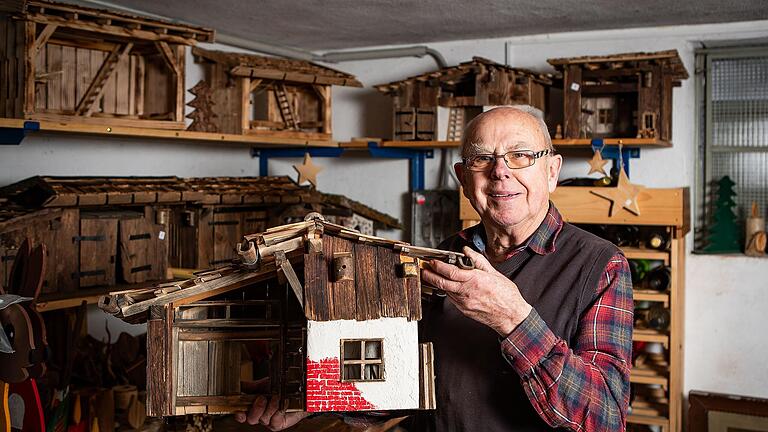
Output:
[237, 106, 633, 431]
[416, 105, 633, 431]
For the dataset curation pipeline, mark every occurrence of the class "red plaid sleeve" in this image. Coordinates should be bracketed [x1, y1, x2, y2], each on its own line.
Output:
[500, 253, 633, 431]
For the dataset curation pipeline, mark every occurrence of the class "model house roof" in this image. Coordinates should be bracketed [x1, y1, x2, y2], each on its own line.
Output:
[23, 0, 215, 44]
[0, 176, 400, 229]
[374, 56, 553, 94]
[192, 47, 363, 87]
[547, 49, 689, 82]
[100, 216, 428, 322]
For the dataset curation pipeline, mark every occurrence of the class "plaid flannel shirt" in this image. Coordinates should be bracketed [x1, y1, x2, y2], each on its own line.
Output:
[460, 205, 633, 431]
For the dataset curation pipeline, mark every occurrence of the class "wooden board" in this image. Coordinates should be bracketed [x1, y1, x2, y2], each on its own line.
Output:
[197, 208, 214, 269]
[327, 236, 355, 320]
[177, 340, 209, 396]
[211, 211, 241, 267]
[303, 241, 330, 321]
[353, 243, 380, 320]
[78, 217, 117, 287]
[147, 305, 172, 417]
[119, 217, 166, 284]
[207, 340, 241, 395]
[563, 64, 582, 139]
[376, 247, 408, 318]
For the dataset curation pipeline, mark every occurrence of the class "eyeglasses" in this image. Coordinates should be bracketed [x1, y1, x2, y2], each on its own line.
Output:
[462, 149, 550, 171]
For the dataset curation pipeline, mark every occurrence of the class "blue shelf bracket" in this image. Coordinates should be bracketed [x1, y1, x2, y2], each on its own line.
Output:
[250, 142, 434, 191]
[251, 147, 345, 177]
[590, 139, 640, 178]
[366, 142, 433, 191]
[0, 121, 40, 145]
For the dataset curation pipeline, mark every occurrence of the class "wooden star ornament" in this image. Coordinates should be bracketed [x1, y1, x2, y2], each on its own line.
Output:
[590, 169, 645, 217]
[293, 152, 323, 187]
[587, 149, 610, 176]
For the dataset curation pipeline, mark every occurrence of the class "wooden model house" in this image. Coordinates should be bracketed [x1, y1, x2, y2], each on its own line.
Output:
[374, 57, 553, 141]
[547, 50, 689, 141]
[0, 0, 213, 129]
[191, 47, 362, 139]
[100, 215, 448, 415]
[0, 176, 399, 295]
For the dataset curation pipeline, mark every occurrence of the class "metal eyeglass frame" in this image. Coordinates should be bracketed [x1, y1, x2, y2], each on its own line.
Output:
[462, 149, 551, 171]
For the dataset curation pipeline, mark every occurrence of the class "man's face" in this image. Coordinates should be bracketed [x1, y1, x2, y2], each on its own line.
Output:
[455, 110, 562, 235]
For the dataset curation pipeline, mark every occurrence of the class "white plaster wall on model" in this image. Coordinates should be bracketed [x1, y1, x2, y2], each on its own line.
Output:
[306, 318, 420, 410]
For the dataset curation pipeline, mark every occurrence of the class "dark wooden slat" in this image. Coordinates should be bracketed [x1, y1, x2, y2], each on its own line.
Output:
[354, 243, 380, 320]
[78, 217, 117, 287]
[51, 208, 78, 293]
[405, 257, 422, 321]
[327, 236, 355, 320]
[303, 244, 329, 321]
[147, 305, 171, 416]
[563, 64, 582, 139]
[376, 247, 408, 318]
[196, 208, 213, 269]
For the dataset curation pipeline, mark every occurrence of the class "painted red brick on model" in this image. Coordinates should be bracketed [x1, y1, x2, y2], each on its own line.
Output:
[306, 357, 375, 412]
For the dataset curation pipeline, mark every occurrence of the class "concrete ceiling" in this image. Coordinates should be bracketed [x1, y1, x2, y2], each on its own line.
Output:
[78, 0, 768, 52]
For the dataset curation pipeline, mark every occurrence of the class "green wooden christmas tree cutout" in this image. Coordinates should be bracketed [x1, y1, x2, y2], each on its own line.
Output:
[703, 176, 741, 253]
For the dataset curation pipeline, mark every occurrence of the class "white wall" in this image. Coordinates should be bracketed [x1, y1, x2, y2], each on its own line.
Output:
[1, 17, 767, 402]
[306, 318, 420, 410]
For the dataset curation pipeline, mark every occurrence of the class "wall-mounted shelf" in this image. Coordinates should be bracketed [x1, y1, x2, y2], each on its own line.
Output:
[0, 118, 338, 147]
[553, 138, 671, 148]
[340, 140, 461, 149]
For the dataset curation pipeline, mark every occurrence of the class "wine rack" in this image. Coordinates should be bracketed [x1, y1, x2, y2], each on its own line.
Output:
[460, 186, 689, 432]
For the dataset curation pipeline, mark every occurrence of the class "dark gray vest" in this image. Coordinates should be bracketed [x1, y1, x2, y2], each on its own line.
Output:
[417, 222, 619, 431]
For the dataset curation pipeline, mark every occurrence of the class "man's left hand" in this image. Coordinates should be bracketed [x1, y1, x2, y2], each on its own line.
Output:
[421, 246, 532, 336]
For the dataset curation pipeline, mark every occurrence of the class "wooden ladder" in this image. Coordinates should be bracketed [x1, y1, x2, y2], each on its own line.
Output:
[75, 43, 134, 116]
[447, 107, 464, 141]
[274, 84, 298, 130]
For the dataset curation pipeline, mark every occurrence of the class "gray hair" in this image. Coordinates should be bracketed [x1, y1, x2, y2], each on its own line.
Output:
[460, 105, 554, 158]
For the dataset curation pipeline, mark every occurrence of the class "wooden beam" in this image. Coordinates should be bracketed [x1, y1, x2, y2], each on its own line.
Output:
[249, 78, 262, 93]
[240, 77, 250, 134]
[75, 42, 133, 116]
[154, 41, 181, 78]
[26, 13, 201, 45]
[32, 24, 57, 56]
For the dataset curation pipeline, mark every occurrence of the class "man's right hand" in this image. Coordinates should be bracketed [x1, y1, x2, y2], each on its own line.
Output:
[234, 395, 310, 431]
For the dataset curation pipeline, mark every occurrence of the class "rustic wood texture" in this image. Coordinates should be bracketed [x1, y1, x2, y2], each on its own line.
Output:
[192, 47, 362, 87]
[177, 340, 209, 396]
[303, 243, 330, 321]
[353, 243, 380, 321]
[78, 217, 117, 287]
[147, 305, 171, 417]
[328, 236, 355, 320]
[404, 256, 422, 321]
[212, 211, 240, 267]
[563, 64, 582, 139]
[197, 208, 214, 268]
[118, 216, 167, 284]
[377, 247, 408, 318]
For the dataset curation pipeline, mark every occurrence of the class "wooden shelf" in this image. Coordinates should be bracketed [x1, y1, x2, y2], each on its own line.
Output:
[0, 118, 338, 147]
[622, 247, 670, 263]
[633, 328, 670, 347]
[553, 138, 671, 148]
[633, 289, 670, 306]
[627, 414, 670, 427]
[631, 365, 669, 389]
[339, 139, 460, 149]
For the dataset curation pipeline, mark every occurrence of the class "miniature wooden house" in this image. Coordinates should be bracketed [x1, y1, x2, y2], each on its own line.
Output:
[191, 47, 362, 140]
[0, 0, 213, 129]
[100, 216, 443, 415]
[547, 50, 689, 141]
[374, 57, 553, 141]
[0, 176, 399, 295]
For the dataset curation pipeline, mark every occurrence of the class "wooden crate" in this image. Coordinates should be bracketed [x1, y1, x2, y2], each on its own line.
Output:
[0, 208, 79, 294]
[0, 0, 213, 129]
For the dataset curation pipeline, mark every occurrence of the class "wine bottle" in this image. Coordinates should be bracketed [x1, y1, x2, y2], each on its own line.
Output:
[634, 305, 670, 331]
[605, 225, 640, 247]
[643, 228, 670, 250]
[645, 266, 671, 292]
[629, 259, 652, 285]
[646, 305, 670, 331]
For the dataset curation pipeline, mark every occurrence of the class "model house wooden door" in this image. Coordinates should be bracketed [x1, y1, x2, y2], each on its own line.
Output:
[394, 108, 436, 141]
